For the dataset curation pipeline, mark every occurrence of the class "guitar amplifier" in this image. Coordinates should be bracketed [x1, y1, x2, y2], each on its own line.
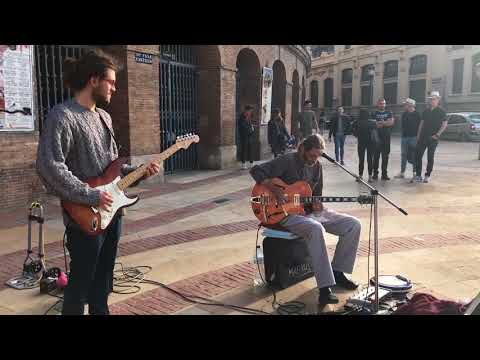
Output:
[263, 236, 314, 289]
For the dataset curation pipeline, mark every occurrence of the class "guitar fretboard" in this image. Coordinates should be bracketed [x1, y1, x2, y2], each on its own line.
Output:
[301, 196, 360, 204]
[117, 144, 179, 191]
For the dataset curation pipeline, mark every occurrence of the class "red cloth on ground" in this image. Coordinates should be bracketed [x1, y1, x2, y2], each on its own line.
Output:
[394, 292, 469, 315]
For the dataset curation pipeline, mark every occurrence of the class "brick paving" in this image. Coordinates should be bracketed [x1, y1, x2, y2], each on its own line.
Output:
[108, 231, 480, 315]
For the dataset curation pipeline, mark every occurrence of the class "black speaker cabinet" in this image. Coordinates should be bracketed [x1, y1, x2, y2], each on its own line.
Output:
[263, 236, 314, 289]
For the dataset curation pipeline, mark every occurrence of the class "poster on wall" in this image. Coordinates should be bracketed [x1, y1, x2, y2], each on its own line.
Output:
[0, 45, 35, 132]
[260, 67, 273, 125]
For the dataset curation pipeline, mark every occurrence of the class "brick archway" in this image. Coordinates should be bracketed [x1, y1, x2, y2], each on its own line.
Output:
[236, 48, 261, 161]
[192, 46, 224, 169]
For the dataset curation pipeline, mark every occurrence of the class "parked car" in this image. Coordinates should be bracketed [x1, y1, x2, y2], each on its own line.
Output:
[443, 112, 480, 141]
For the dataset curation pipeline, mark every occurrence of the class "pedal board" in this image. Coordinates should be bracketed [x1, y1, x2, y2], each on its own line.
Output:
[345, 286, 391, 312]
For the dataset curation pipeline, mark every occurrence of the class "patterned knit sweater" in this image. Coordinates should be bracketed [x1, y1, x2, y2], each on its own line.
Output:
[36, 99, 137, 226]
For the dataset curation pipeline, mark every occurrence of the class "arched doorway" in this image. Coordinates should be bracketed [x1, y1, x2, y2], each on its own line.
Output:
[291, 70, 300, 136]
[236, 48, 261, 161]
[192, 45, 222, 169]
[272, 60, 286, 118]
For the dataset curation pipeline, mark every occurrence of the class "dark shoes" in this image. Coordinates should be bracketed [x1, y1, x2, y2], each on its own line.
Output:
[333, 271, 359, 290]
[381, 174, 391, 181]
[318, 287, 339, 305]
[372, 174, 378, 181]
[318, 272, 359, 305]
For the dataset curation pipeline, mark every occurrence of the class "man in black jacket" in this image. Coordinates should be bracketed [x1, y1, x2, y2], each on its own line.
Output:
[372, 99, 395, 180]
[328, 106, 350, 165]
[414, 91, 448, 183]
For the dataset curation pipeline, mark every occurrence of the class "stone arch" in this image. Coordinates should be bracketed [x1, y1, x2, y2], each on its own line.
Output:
[272, 60, 286, 118]
[192, 45, 223, 169]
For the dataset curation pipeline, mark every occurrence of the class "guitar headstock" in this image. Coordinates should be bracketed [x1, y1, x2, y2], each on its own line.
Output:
[176, 133, 200, 149]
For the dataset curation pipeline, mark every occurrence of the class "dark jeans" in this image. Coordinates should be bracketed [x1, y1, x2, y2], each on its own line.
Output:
[62, 215, 122, 315]
[358, 140, 374, 176]
[334, 134, 346, 162]
[415, 137, 439, 177]
[373, 140, 391, 176]
[240, 137, 254, 164]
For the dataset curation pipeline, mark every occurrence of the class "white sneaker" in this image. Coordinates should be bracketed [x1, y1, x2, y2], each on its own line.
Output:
[423, 175, 430, 183]
[241, 163, 247, 170]
[394, 173, 405, 179]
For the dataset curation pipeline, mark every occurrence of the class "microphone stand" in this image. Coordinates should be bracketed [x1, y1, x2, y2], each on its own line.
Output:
[321, 153, 408, 313]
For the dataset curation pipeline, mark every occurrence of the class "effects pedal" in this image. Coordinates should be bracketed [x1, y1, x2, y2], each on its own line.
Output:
[345, 286, 391, 312]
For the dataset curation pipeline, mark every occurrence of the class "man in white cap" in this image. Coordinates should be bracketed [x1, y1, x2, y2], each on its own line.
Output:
[413, 91, 448, 183]
[395, 98, 421, 179]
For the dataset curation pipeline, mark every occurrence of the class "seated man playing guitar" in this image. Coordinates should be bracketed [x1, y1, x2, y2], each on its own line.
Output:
[250, 134, 361, 305]
[36, 50, 161, 315]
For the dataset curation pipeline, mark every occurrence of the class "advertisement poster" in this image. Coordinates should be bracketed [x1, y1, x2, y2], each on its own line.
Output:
[0, 45, 35, 131]
[261, 67, 273, 125]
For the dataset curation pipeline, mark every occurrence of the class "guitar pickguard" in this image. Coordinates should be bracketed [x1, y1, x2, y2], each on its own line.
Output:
[91, 177, 138, 230]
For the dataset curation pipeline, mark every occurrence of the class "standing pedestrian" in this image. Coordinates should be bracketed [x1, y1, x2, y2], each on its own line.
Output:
[413, 91, 448, 183]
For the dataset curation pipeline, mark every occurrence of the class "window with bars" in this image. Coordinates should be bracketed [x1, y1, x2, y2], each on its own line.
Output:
[384, 60, 398, 79]
[342, 68, 353, 84]
[35, 45, 92, 133]
[324, 78, 333, 108]
[361, 64, 374, 82]
[409, 55, 427, 75]
[471, 53, 480, 93]
[384, 82, 398, 105]
[452, 58, 464, 94]
[341, 87, 352, 107]
[409, 79, 426, 103]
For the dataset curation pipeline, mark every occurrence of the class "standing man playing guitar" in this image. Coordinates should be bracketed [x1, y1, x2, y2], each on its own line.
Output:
[36, 50, 161, 315]
[250, 134, 361, 305]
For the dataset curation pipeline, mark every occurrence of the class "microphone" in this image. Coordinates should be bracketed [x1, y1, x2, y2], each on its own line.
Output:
[321, 152, 336, 163]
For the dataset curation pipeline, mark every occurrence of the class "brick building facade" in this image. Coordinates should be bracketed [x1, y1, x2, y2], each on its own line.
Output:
[0, 45, 310, 209]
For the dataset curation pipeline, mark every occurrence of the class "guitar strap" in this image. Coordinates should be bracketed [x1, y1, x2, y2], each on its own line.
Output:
[98, 112, 122, 152]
